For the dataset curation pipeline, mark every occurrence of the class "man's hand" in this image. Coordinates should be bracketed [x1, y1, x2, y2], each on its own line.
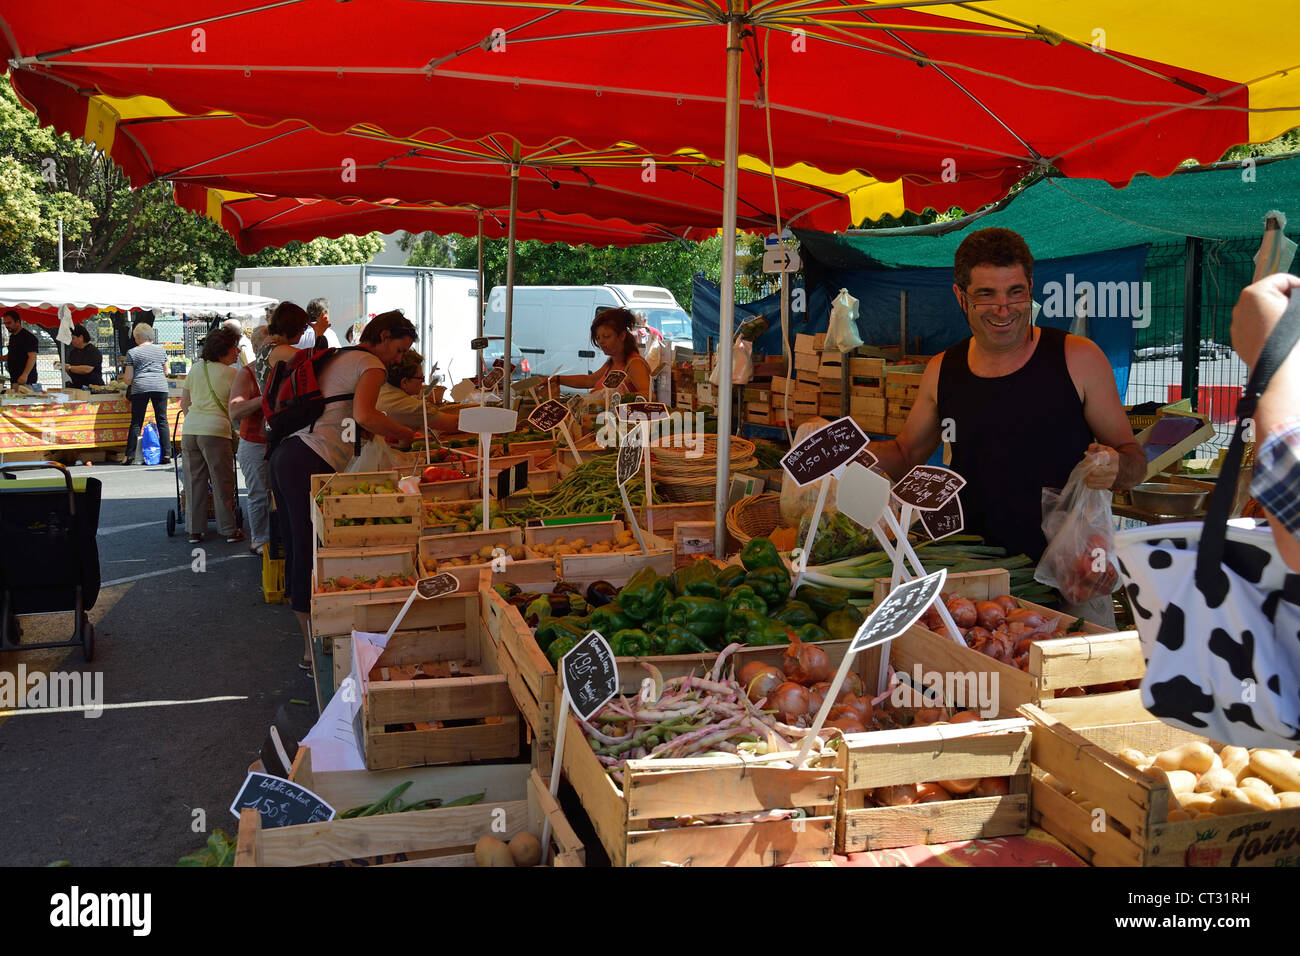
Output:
[1232, 272, 1300, 371]
[1084, 442, 1120, 489]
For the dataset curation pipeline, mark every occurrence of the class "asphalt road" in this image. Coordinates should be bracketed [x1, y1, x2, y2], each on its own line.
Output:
[0, 458, 320, 866]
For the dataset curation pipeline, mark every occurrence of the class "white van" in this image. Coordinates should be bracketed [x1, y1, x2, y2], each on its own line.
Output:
[483, 284, 691, 377]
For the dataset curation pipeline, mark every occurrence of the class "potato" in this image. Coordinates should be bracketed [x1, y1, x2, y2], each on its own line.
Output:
[474, 836, 515, 867]
[1117, 748, 1149, 769]
[1279, 792, 1300, 809]
[1179, 793, 1217, 814]
[1039, 773, 1072, 797]
[508, 546, 526, 560]
[1152, 742, 1217, 775]
[1239, 787, 1281, 811]
[508, 832, 542, 867]
[1220, 745, 1251, 780]
[1238, 776, 1275, 796]
[1166, 809, 1193, 822]
[1248, 750, 1300, 793]
[1148, 767, 1197, 794]
[1194, 767, 1239, 793]
[1209, 796, 1259, 816]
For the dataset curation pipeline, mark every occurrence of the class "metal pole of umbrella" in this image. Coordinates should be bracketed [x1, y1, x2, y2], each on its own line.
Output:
[503, 166, 519, 409]
[713, 12, 742, 557]
[477, 210, 486, 379]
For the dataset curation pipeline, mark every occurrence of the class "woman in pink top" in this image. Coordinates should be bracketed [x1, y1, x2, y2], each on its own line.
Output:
[544, 308, 652, 400]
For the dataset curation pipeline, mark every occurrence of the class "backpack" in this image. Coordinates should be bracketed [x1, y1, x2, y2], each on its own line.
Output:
[262, 346, 361, 451]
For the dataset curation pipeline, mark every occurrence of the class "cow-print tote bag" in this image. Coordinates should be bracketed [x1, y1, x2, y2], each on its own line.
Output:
[1113, 296, 1300, 748]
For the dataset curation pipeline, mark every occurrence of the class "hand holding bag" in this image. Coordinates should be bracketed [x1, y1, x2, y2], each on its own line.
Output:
[1113, 294, 1300, 748]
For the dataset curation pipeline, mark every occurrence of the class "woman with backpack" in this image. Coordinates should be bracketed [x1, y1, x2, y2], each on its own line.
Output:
[267, 309, 420, 671]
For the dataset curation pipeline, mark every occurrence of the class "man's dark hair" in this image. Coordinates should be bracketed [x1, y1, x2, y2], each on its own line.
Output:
[200, 325, 242, 362]
[307, 297, 329, 320]
[954, 228, 1034, 290]
[2, 309, 20, 324]
[70, 323, 91, 341]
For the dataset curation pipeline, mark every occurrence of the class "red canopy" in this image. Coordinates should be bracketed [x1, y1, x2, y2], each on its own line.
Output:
[7, 1, 1291, 215]
[172, 187, 724, 252]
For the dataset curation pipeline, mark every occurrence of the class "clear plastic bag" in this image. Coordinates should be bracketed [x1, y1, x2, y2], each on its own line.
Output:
[824, 289, 863, 352]
[709, 335, 754, 387]
[779, 418, 834, 525]
[796, 509, 876, 565]
[346, 437, 396, 473]
[1033, 451, 1120, 603]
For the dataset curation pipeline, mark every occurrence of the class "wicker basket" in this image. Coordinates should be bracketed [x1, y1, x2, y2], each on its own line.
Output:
[726, 493, 783, 545]
[649, 435, 754, 478]
[655, 458, 759, 501]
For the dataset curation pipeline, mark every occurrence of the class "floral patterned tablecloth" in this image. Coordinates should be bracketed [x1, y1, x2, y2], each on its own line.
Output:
[0, 397, 183, 452]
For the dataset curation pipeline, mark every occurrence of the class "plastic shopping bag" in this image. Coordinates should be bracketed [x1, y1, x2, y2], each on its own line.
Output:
[1033, 451, 1120, 603]
[141, 423, 161, 465]
[824, 289, 863, 352]
[346, 436, 396, 473]
[709, 336, 754, 387]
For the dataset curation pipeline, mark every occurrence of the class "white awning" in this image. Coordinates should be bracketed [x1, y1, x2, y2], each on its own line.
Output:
[0, 272, 276, 318]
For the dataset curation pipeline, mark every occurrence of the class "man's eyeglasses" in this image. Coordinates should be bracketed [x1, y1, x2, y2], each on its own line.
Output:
[964, 290, 1031, 308]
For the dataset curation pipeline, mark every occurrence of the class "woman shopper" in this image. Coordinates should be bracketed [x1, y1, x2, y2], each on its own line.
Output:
[227, 326, 273, 554]
[545, 308, 652, 401]
[121, 323, 173, 464]
[268, 310, 420, 671]
[180, 326, 242, 544]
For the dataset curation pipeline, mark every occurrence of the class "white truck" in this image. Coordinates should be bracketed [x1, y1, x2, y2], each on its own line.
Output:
[483, 284, 692, 378]
[230, 264, 481, 385]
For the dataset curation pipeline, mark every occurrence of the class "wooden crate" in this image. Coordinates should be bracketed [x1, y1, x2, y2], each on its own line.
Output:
[849, 356, 886, 383]
[524, 520, 666, 585]
[236, 750, 583, 867]
[504, 438, 556, 466]
[793, 351, 820, 374]
[310, 471, 421, 548]
[836, 717, 1033, 853]
[562, 705, 839, 866]
[310, 547, 418, 638]
[849, 392, 886, 417]
[351, 590, 521, 770]
[1022, 704, 1300, 867]
[819, 394, 843, 416]
[794, 332, 826, 353]
[417, 528, 542, 594]
[673, 521, 715, 567]
[877, 569, 1146, 721]
[771, 376, 820, 401]
[638, 500, 717, 535]
[853, 412, 887, 435]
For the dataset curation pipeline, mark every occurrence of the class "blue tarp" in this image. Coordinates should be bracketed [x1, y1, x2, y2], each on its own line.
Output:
[692, 245, 1145, 396]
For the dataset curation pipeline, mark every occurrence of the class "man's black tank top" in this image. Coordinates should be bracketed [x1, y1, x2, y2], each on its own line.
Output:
[935, 327, 1094, 561]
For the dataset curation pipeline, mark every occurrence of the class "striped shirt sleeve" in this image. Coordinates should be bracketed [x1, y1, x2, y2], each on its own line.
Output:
[1251, 416, 1300, 534]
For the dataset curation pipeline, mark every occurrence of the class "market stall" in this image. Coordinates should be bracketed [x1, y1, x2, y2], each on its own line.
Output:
[0, 389, 184, 458]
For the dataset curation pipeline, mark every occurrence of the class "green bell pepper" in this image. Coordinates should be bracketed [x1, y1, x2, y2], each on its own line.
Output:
[822, 606, 866, 643]
[740, 537, 783, 572]
[715, 564, 748, 590]
[661, 596, 728, 643]
[651, 624, 711, 655]
[671, 560, 721, 599]
[533, 617, 586, 656]
[589, 603, 634, 638]
[771, 600, 819, 629]
[726, 608, 791, 647]
[619, 567, 670, 622]
[610, 628, 652, 657]
[545, 635, 578, 667]
[795, 583, 852, 619]
[724, 584, 767, 616]
[744, 565, 792, 607]
[796, 622, 830, 644]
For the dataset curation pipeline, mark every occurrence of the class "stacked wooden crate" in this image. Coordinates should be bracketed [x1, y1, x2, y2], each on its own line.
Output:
[737, 355, 785, 425]
[673, 361, 697, 410]
[885, 363, 925, 434]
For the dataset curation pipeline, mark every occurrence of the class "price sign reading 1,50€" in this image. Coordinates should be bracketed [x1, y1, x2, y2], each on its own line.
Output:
[780, 416, 869, 488]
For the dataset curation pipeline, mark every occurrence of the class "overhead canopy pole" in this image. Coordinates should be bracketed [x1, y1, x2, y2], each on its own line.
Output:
[713, 10, 742, 557]
[477, 209, 486, 379]
[503, 164, 520, 408]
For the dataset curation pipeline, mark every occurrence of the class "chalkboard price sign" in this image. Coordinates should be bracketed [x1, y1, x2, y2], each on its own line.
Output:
[416, 573, 458, 599]
[617, 429, 644, 486]
[919, 494, 964, 541]
[850, 569, 948, 654]
[528, 399, 571, 432]
[470, 336, 489, 351]
[496, 461, 529, 499]
[780, 416, 869, 488]
[891, 465, 966, 512]
[602, 369, 627, 390]
[615, 401, 669, 421]
[229, 772, 334, 828]
[561, 631, 619, 721]
[481, 367, 505, 389]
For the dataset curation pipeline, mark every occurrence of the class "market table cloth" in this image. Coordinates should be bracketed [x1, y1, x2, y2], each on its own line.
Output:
[0, 397, 184, 453]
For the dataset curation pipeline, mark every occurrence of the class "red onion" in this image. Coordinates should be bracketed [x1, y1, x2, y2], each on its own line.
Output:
[771, 682, 811, 725]
[783, 633, 831, 684]
[739, 663, 784, 705]
[993, 595, 1018, 616]
[947, 597, 977, 628]
[974, 601, 1005, 630]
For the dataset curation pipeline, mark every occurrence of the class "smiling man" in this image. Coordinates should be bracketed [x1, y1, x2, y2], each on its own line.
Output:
[872, 229, 1144, 622]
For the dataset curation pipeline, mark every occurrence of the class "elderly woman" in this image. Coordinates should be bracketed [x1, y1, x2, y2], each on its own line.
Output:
[121, 322, 173, 465]
[181, 326, 242, 544]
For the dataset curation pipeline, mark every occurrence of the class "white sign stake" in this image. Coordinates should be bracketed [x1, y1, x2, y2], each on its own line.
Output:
[641, 420, 654, 538]
[619, 482, 649, 554]
[792, 475, 831, 591]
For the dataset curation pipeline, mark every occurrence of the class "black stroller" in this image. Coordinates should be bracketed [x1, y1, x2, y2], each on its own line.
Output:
[0, 461, 99, 661]
[164, 407, 243, 537]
